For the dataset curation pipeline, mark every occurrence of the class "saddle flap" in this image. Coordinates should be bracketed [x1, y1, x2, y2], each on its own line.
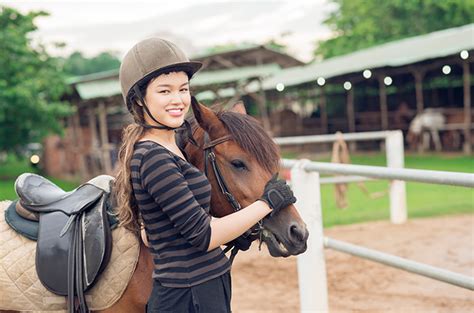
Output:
[82, 195, 112, 287]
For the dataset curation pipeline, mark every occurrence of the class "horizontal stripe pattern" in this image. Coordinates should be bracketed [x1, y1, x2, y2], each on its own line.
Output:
[131, 141, 230, 287]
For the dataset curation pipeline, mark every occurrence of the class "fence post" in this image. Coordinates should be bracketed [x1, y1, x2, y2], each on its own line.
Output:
[385, 130, 407, 224]
[292, 160, 329, 313]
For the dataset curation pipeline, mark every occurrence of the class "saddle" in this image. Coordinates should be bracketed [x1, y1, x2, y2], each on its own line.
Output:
[9, 173, 115, 313]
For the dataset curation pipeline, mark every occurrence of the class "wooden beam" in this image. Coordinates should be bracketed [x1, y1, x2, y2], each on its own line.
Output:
[88, 106, 100, 176]
[257, 78, 271, 133]
[412, 71, 425, 114]
[98, 101, 112, 174]
[213, 56, 237, 68]
[378, 77, 388, 130]
[347, 87, 355, 133]
[347, 86, 356, 151]
[462, 61, 472, 154]
[319, 87, 328, 134]
[72, 112, 88, 179]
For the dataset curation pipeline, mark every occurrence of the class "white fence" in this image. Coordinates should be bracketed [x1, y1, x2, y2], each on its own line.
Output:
[287, 160, 474, 312]
[275, 130, 407, 224]
[275, 131, 474, 312]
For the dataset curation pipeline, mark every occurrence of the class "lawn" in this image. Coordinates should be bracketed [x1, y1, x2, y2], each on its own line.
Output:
[1, 152, 472, 228]
[0, 155, 79, 200]
[281, 151, 474, 227]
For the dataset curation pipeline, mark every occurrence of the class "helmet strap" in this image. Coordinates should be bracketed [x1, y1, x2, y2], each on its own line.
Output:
[133, 85, 179, 131]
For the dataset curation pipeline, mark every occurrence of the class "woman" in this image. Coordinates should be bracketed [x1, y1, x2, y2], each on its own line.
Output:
[114, 37, 296, 313]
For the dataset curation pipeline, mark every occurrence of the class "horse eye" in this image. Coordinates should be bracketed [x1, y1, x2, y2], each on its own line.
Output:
[231, 160, 248, 171]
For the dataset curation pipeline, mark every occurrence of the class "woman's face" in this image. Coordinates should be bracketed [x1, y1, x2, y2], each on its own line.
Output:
[143, 71, 191, 128]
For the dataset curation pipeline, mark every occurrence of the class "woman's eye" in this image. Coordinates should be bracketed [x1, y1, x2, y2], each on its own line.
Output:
[231, 160, 248, 171]
[180, 88, 189, 92]
[159, 90, 170, 94]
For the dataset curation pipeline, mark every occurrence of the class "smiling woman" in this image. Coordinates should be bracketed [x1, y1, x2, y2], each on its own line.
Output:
[113, 37, 299, 313]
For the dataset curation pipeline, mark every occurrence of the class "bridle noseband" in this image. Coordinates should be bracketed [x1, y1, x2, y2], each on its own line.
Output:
[201, 132, 264, 263]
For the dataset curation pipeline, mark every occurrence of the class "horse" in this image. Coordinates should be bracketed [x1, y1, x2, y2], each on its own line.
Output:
[0, 99, 309, 312]
[407, 108, 445, 152]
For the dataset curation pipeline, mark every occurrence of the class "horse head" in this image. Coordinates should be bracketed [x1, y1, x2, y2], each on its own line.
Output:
[180, 98, 308, 257]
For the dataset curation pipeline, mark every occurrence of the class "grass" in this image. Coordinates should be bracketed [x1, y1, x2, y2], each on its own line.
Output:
[1, 152, 472, 228]
[281, 151, 474, 227]
[0, 155, 79, 200]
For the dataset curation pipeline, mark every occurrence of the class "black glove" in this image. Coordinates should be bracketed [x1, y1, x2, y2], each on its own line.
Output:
[227, 236, 252, 251]
[259, 174, 297, 216]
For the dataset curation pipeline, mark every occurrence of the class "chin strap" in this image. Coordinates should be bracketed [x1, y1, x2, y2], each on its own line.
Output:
[133, 85, 178, 131]
[133, 85, 198, 146]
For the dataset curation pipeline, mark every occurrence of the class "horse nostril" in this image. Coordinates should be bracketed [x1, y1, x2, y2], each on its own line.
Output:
[289, 223, 307, 243]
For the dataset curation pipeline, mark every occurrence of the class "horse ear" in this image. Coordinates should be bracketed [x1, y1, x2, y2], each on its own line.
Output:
[230, 101, 247, 115]
[191, 96, 226, 136]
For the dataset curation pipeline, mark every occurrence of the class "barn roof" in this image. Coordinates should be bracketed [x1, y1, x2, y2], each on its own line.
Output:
[256, 23, 474, 91]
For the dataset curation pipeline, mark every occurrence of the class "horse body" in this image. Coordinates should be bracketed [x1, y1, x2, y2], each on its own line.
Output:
[1, 100, 308, 312]
[407, 109, 446, 151]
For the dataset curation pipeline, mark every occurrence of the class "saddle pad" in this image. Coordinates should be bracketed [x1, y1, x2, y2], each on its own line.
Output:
[0, 200, 140, 312]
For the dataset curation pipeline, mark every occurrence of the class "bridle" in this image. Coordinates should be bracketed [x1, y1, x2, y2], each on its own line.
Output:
[201, 132, 264, 263]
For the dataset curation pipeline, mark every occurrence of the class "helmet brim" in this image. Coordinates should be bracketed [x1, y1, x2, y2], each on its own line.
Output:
[126, 61, 203, 112]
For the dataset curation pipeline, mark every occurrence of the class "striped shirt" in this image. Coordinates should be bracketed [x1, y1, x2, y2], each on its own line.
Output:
[131, 140, 230, 288]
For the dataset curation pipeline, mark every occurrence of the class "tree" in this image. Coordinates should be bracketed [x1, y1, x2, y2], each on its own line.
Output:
[62, 51, 121, 77]
[0, 6, 73, 156]
[315, 0, 474, 59]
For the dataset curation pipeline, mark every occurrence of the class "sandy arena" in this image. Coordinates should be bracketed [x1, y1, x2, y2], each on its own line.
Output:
[231, 214, 474, 313]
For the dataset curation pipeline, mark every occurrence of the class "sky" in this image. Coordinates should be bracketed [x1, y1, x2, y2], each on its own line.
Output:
[1, 0, 334, 62]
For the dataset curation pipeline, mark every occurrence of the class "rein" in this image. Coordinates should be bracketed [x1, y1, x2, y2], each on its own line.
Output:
[201, 132, 264, 264]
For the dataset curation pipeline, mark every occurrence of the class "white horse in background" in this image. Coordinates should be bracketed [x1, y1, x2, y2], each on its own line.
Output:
[407, 109, 446, 152]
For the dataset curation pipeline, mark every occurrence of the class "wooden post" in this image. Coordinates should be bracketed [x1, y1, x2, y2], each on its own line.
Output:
[72, 111, 88, 179]
[98, 101, 112, 174]
[413, 71, 425, 114]
[378, 77, 388, 130]
[257, 78, 271, 133]
[462, 61, 472, 154]
[320, 87, 328, 134]
[88, 106, 100, 176]
[347, 86, 356, 151]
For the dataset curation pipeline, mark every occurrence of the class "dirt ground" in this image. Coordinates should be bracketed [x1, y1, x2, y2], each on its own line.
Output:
[231, 214, 474, 313]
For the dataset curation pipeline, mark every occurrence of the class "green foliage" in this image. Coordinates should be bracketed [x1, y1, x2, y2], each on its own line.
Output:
[61, 51, 121, 77]
[0, 6, 74, 155]
[316, 0, 474, 59]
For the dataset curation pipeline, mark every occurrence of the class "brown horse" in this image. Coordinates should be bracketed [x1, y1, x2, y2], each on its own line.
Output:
[0, 99, 308, 312]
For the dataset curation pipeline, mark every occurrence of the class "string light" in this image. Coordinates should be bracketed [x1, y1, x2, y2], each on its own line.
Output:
[442, 65, 451, 75]
[343, 81, 352, 90]
[276, 83, 285, 92]
[363, 69, 372, 79]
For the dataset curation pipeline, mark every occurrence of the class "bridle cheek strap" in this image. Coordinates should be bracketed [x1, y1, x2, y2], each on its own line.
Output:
[202, 132, 264, 264]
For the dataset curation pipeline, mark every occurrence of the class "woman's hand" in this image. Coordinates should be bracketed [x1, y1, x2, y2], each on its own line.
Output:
[140, 224, 150, 247]
[259, 174, 297, 216]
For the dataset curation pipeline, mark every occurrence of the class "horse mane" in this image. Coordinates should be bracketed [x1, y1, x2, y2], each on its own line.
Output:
[185, 109, 280, 174]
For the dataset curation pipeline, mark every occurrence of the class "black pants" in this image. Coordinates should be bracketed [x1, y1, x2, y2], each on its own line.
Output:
[146, 272, 232, 313]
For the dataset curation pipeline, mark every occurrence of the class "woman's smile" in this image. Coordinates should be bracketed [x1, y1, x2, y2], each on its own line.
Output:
[166, 107, 185, 117]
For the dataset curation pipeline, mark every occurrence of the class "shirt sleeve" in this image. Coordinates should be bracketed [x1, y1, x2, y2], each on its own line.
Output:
[140, 147, 211, 251]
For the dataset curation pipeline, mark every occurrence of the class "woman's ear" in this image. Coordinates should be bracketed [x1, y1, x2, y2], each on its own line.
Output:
[191, 96, 227, 137]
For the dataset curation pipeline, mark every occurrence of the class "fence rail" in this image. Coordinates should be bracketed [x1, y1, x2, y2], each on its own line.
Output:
[282, 159, 474, 187]
[282, 131, 474, 313]
[324, 237, 474, 290]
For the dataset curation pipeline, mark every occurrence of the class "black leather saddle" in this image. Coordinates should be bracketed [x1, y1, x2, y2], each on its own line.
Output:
[9, 173, 116, 313]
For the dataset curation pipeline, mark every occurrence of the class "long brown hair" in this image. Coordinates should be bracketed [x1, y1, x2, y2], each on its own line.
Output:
[114, 85, 147, 234]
